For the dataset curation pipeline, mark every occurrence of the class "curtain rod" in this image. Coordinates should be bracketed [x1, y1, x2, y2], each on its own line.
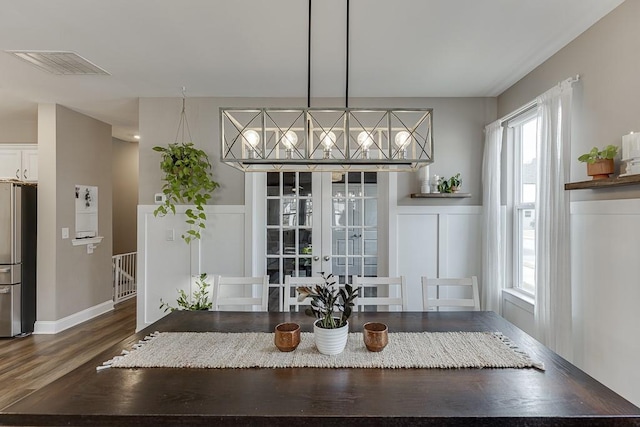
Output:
[498, 74, 580, 126]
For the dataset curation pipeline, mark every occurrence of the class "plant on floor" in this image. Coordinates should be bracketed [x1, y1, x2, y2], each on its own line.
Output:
[160, 273, 212, 312]
[577, 145, 618, 163]
[153, 142, 220, 243]
[296, 272, 359, 329]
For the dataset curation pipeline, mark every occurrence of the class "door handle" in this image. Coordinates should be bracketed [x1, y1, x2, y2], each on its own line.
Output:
[323, 255, 330, 261]
[24, 169, 27, 179]
[0, 267, 10, 273]
[313, 256, 319, 261]
[16, 169, 20, 179]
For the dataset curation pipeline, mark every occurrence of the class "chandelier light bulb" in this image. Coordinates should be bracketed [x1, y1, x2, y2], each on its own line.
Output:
[357, 131, 374, 150]
[242, 130, 260, 148]
[282, 130, 298, 149]
[320, 131, 336, 150]
[395, 131, 411, 149]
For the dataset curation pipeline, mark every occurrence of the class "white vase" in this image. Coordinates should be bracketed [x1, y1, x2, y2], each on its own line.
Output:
[313, 319, 349, 355]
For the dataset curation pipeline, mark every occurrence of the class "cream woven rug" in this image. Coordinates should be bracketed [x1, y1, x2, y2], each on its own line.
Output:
[101, 331, 544, 370]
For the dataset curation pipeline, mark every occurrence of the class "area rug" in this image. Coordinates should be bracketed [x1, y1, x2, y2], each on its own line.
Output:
[100, 331, 544, 371]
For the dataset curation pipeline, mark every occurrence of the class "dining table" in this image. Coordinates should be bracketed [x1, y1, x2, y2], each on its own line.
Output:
[1, 310, 639, 426]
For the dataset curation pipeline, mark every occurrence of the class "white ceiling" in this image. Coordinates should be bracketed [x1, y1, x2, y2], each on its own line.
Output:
[0, 0, 624, 141]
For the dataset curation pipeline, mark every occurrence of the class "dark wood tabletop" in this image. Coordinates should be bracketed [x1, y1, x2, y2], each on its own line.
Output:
[1, 311, 639, 426]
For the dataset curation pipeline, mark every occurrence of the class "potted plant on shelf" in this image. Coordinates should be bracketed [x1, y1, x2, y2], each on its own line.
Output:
[578, 145, 618, 180]
[159, 273, 212, 312]
[296, 273, 359, 355]
[437, 173, 462, 193]
[153, 142, 220, 243]
[448, 173, 462, 193]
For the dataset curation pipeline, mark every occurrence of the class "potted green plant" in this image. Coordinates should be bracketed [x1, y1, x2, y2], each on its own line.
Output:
[296, 273, 359, 355]
[448, 173, 462, 192]
[437, 173, 462, 193]
[578, 145, 618, 180]
[153, 142, 220, 243]
[159, 273, 212, 312]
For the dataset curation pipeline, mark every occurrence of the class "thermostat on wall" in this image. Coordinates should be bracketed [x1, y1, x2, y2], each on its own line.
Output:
[154, 193, 166, 204]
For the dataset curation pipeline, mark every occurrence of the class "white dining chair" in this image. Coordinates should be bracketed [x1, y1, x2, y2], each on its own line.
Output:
[352, 275, 407, 311]
[421, 276, 480, 311]
[283, 275, 335, 312]
[212, 275, 269, 311]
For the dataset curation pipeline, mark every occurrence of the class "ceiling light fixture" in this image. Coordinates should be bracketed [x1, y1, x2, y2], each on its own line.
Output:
[220, 0, 433, 172]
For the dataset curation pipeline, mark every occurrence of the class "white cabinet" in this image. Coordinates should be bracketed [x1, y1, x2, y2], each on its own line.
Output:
[0, 145, 37, 182]
[21, 148, 38, 181]
[0, 149, 22, 180]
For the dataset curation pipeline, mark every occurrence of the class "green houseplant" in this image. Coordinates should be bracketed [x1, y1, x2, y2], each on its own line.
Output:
[437, 173, 462, 193]
[296, 272, 358, 329]
[153, 142, 220, 243]
[296, 272, 359, 355]
[159, 273, 212, 312]
[578, 145, 618, 180]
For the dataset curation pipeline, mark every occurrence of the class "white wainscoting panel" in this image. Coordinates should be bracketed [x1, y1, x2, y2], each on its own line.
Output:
[137, 205, 245, 331]
[395, 206, 482, 311]
[501, 198, 640, 407]
[570, 198, 640, 407]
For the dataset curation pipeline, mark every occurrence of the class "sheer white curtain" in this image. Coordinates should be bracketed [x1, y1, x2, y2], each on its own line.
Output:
[534, 80, 573, 359]
[481, 120, 503, 313]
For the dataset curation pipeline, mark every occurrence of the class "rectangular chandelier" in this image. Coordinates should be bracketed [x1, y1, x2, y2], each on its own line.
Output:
[220, 108, 433, 172]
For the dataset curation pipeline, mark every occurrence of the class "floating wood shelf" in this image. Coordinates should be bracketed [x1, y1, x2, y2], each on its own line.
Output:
[564, 174, 640, 190]
[411, 192, 471, 198]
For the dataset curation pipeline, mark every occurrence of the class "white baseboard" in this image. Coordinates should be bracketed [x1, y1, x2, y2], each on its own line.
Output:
[33, 300, 114, 334]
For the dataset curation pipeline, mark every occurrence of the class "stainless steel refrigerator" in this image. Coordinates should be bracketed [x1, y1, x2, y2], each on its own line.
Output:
[0, 182, 37, 337]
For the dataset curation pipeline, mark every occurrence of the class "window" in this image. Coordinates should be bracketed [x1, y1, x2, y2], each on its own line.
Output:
[509, 111, 537, 295]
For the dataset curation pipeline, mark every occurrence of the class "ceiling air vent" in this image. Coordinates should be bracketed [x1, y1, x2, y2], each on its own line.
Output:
[5, 50, 110, 75]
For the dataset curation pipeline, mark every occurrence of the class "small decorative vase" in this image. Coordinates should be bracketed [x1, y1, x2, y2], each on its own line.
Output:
[313, 319, 349, 355]
[587, 159, 614, 180]
[363, 322, 388, 352]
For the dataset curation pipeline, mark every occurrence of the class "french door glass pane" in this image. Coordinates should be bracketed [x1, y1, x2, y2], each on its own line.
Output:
[266, 171, 314, 311]
[331, 172, 377, 284]
[266, 171, 378, 311]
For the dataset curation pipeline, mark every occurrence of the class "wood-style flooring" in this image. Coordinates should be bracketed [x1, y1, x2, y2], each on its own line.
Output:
[0, 297, 136, 410]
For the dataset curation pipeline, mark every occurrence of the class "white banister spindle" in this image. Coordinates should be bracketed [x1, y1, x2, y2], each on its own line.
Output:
[113, 252, 137, 303]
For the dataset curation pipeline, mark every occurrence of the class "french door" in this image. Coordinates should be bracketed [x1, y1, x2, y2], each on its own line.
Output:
[264, 171, 380, 311]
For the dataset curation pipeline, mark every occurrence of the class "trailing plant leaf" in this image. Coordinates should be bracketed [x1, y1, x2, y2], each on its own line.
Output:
[159, 273, 212, 312]
[153, 142, 220, 243]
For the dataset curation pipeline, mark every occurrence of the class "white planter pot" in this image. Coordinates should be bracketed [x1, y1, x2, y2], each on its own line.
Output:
[313, 319, 349, 355]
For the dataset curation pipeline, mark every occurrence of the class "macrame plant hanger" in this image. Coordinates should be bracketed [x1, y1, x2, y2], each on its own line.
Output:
[175, 87, 193, 144]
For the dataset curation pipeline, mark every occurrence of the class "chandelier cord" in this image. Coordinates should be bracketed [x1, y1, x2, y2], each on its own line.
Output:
[307, 0, 311, 108]
[307, 0, 349, 109]
[345, 0, 349, 109]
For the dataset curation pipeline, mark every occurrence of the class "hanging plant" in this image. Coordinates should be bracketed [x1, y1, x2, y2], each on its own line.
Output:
[152, 90, 220, 243]
[153, 142, 219, 243]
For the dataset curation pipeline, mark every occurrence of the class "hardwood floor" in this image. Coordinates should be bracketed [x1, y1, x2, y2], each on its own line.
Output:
[0, 297, 136, 410]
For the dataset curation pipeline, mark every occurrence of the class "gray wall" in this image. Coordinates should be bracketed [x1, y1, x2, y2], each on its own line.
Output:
[37, 104, 113, 321]
[112, 137, 138, 255]
[395, 97, 497, 205]
[0, 119, 37, 143]
[498, 0, 640, 201]
[139, 96, 496, 206]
